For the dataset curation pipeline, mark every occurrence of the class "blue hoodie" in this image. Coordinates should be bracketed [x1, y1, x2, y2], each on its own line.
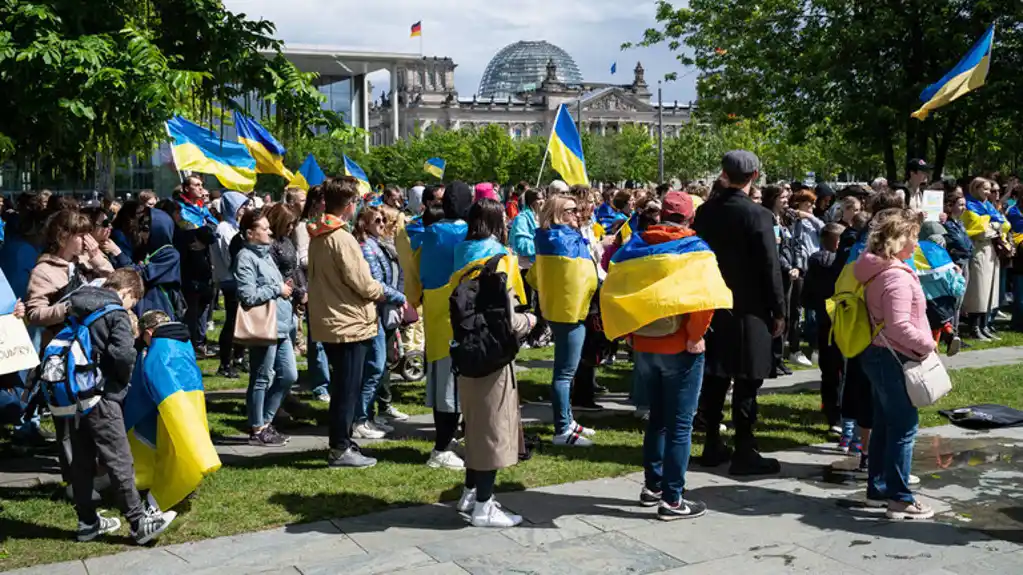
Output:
[0, 230, 41, 300]
[136, 209, 184, 320]
[508, 208, 538, 261]
[413, 220, 468, 291]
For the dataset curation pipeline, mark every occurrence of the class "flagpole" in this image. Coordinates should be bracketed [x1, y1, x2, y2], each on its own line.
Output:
[165, 121, 184, 184]
[536, 106, 560, 187]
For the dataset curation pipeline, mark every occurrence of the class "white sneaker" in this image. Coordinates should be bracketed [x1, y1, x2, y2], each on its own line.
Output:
[369, 419, 394, 433]
[382, 406, 410, 421]
[457, 487, 477, 513]
[569, 421, 596, 437]
[352, 422, 386, 439]
[427, 449, 465, 469]
[810, 351, 820, 365]
[908, 474, 920, 486]
[471, 498, 523, 528]
[789, 352, 813, 367]
[552, 430, 594, 447]
[207, 321, 215, 332]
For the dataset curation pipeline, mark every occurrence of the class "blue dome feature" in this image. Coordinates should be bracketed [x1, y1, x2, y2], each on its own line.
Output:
[478, 41, 583, 99]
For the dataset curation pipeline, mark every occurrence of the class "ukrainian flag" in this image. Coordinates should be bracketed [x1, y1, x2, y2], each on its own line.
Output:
[962, 195, 1008, 238]
[528, 224, 597, 323]
[290, 153, 326, 191]
[912, 25, 995, 120]
[343, 154, 372, 196]
[1006, 204, 1023, 245]
[425, 157, 446, 179]
[412, 221, 468, 361]
[398, 217, 425, 303]
[600, 233, 732, 340]
[914, 240, 966, 301]
[166, 116, 257, 192]
[233, 112, 294, 180]
[546, 104, 589, 187]
[123, 335, 220, 510]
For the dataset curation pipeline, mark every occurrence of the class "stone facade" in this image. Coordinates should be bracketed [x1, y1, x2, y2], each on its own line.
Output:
[369, 57, 693, 145]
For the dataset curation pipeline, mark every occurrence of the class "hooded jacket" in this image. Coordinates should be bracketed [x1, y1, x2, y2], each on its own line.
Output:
[509, 208, 538, 262]
[68, 285, 137, 401]
[212, 191, 248, 286]
[136, 208, 184, 320]
[853, 251, 934, 359]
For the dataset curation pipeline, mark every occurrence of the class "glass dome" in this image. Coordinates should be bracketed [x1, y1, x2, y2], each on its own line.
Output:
[478, 41, 583, 99]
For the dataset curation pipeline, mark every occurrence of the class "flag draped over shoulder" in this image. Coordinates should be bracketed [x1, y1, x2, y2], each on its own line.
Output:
[600, 233, 732, 340]
[290, 153, 326, 191]
[123, 335, 220, 511]
[962, 196, 1008, 238]
[233, 112, 293, 180]
[912, 25, 995, 120]
[413, 221, 468, 362]
[166, 116, 257, 191]
[914, 240, 966, 301]
[424, 157, 446, 179]
[547, 104, 589, 187]
[528, 225, 597, 323]
[343, 154, 372, 196]
[1007, 204, 1023, 246]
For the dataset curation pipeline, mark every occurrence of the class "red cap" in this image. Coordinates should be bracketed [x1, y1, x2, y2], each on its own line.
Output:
[661, 191, 694, 220]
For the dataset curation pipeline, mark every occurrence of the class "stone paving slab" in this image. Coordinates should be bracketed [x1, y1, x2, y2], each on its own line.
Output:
[651, 543, 869, 575]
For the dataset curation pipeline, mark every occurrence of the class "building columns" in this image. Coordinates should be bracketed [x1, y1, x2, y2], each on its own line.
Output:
[390, 65, 400, 144]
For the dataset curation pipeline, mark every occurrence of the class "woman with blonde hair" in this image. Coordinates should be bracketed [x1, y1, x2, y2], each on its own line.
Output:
[852, 210, 935, 520]
[533, 194, 599, 446]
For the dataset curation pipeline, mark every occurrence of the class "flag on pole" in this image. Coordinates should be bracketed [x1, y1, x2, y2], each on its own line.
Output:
[610, 62, 617, 75]
[343, 154, 372, 196]
[410, 21, 422, 38]
[233, 112, 294, 180]
[165, 116, 257, 191]
[424, 157, 446, 179]
[290, 153, 326, 191]
[546, 104, 589, 187]
[912, 25, 995, 120]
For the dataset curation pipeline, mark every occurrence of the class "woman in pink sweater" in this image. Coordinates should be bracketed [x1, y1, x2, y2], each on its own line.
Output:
[852, 210, 936, 521]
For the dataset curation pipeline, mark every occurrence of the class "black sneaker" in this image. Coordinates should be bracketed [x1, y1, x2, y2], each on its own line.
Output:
[215, 365, 240, 379]
[729, 449, 782, 476]
[234, 358, 249, 373]
[658, 498, 707, 521]
[266, 424, 290, 444]
[697, 440, 733, 467]
[639, 486, 662, 507]
[249, 427, 287, 447]
[572, 402, 604, 413]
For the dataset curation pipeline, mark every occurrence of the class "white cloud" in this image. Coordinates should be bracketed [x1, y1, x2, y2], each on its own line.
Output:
[224, 0, 697, 104]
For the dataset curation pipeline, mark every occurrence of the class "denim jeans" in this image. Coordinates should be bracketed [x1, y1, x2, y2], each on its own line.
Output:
[306, 318, 330, 397]
[640, 351, 705, 504]
[859, 344, 919, 504]
[356, 321, 387, 423]
[247, 336, 299, 429]
[550, 321, 585, 435]
[630, 354, 651, 409]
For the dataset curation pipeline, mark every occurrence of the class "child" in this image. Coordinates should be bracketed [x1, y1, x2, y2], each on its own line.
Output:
[64, 269, 176, 544]
[802, 222, 845, 431]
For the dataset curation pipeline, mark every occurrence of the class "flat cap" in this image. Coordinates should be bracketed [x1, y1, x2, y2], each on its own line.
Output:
[722, 150, 760, 183]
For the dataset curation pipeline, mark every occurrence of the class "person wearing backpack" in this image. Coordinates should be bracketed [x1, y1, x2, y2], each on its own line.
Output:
[55, 268, 177, 543]
[449, 198, 534, 527]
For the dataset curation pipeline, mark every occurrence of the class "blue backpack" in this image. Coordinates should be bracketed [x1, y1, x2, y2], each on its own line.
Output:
[38, 304, 124, 420]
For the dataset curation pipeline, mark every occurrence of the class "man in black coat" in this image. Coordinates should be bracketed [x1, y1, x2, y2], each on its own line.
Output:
[691, 150, 787, 476]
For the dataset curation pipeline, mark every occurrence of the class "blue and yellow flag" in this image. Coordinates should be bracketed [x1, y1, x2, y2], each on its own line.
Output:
[962, 196, 1008, 238]
[290, 153, 326, 191]
[600, 232, 732, 340]
[912, 25, 995, 120]
[166, 116, 257, 191]
[1006, 204, 1023, 246]
[343, 154, 372, 196]
[425, 157, 446, 179]
[413, 221, 468, 361]
[233, 112, 294, 180]
[528, 224, 597, 323]
[547, 104, 589, 187]
[123, 334, 220, 510]
[914, 240, 966, 301]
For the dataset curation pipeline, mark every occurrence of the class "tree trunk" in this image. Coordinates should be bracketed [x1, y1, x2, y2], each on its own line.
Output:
[933, 113, 959, 180]
[882, 127, 897, 182]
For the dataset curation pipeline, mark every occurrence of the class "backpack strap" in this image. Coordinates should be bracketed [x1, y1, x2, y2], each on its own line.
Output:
[83, 303, 125, 327]
[482, 253, 505, 272]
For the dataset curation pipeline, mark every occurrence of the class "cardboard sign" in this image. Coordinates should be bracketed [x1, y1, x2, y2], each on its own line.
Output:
[0, 314, 40, 376]
[923, 190, 945, 222]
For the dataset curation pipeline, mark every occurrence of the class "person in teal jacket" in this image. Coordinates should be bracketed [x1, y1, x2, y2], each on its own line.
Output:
[509, 189, 542, 264]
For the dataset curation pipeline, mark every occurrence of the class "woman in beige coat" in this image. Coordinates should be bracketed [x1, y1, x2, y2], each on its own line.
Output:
[451, 199, 536, 528]
[962, 177, 1007, 340]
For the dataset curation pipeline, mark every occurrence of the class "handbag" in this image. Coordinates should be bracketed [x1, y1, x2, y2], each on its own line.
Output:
[877, 332, 952, 407]
[234, 299, 278, 346]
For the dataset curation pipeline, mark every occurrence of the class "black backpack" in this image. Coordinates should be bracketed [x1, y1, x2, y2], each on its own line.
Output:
[449, 254, 520, 378]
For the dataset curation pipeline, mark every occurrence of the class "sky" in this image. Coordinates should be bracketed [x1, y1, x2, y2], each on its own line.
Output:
[223, 0, 698, 105]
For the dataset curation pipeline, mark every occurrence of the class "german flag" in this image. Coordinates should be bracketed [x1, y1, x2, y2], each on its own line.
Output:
[410, 21, 422, 38]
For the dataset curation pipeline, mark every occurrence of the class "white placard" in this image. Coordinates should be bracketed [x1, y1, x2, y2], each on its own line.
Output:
[0, 314, 39, 376]
[922, 190, 944, 222]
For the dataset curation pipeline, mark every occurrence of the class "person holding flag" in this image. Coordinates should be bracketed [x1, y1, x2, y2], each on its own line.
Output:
[600, 191, 732, 519]
[962, 177, 1010, 340]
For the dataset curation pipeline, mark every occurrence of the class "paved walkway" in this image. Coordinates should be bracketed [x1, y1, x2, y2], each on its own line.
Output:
[8, 424, 1023, 574]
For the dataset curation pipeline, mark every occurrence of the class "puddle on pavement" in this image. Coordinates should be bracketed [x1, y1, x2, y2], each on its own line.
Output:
[812, 436, 1023, 543]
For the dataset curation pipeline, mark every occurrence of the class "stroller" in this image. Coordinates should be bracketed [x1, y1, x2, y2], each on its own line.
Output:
[387, 308, 426, 382]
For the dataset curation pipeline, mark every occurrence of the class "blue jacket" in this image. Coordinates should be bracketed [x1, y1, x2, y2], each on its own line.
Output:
[413, 220, 468, 291]
[943, 218, 973, 268]
[136, 209, 184, 320]
[360, 236, 405, 306]
[509, 208, 538, 261]
[234, 242, 294, 338]
[0, 231, 41, 300]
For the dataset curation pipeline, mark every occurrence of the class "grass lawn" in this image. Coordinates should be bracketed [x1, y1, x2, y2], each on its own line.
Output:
[3, 311, 1022, 570]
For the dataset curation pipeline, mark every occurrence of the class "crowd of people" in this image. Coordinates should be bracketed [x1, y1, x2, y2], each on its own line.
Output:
[0, 150, 1016, 538]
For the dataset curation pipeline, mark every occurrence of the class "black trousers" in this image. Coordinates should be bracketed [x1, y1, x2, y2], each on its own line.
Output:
[69, 398, 144, 527]
[465, 468, 498, 502]
[218, 286, 245, 367]
[817, 328, 844, 427]
[786, 277, 804, 352]
[841, 357, 873, 429]
[698, 375, 765, 451]
[185, 282, 214, 346]
[324, 340, 371, 452]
